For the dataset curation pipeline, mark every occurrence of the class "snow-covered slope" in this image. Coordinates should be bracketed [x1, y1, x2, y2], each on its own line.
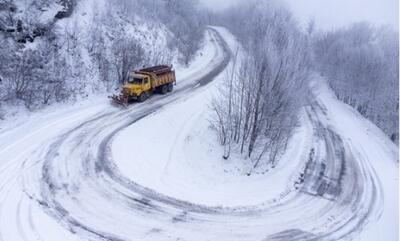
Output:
[0, 0, 187, 120]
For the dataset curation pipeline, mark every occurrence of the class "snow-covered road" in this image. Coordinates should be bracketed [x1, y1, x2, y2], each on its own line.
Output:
[0, 27, 397, 241]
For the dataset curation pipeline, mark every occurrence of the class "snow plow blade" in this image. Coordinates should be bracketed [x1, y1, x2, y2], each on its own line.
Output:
[109, 95, 128, 107]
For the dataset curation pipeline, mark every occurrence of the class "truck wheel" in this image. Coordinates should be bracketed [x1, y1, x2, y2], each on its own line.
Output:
[167, 83, 173, 92]
[160, 85, 168, 95]
[138, 93, 147, 102]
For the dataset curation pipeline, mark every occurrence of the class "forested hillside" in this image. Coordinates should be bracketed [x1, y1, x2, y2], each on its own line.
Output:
[0, 0, 205, 112]
[312, 23, 399, 143]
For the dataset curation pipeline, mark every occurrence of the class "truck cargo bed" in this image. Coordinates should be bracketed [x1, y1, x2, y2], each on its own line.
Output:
[140, 65, 172, 76]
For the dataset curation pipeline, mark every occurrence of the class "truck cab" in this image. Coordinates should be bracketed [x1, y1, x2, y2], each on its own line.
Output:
[122, 74, 151, 101]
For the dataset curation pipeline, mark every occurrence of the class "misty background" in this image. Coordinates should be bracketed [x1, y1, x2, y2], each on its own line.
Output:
[200, 0, 399, 30]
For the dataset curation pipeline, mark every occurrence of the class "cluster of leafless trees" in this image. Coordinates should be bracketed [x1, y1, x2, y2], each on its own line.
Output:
[111, 39, 145, 84]
[211, 1, 311, 169]
[0, 35, 72, 109]
[130, 0, 207, 65]
[312, 23, 399, 143]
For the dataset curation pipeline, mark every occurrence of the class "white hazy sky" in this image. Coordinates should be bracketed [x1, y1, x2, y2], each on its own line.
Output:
[200, 0, 399, 30]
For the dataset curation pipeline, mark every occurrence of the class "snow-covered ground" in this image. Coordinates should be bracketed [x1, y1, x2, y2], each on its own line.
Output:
[0, 27, 398, 241]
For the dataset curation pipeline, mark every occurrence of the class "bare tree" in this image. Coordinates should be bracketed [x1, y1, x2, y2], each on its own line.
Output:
[210, 1, 311, 171]
[112, 38, 145, 83]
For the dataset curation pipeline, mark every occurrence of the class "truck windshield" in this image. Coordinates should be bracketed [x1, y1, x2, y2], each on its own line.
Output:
[128, 77, 143, 84]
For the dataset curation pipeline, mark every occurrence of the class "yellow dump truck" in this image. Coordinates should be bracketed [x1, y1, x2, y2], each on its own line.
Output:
[111, 65, 176, 106]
